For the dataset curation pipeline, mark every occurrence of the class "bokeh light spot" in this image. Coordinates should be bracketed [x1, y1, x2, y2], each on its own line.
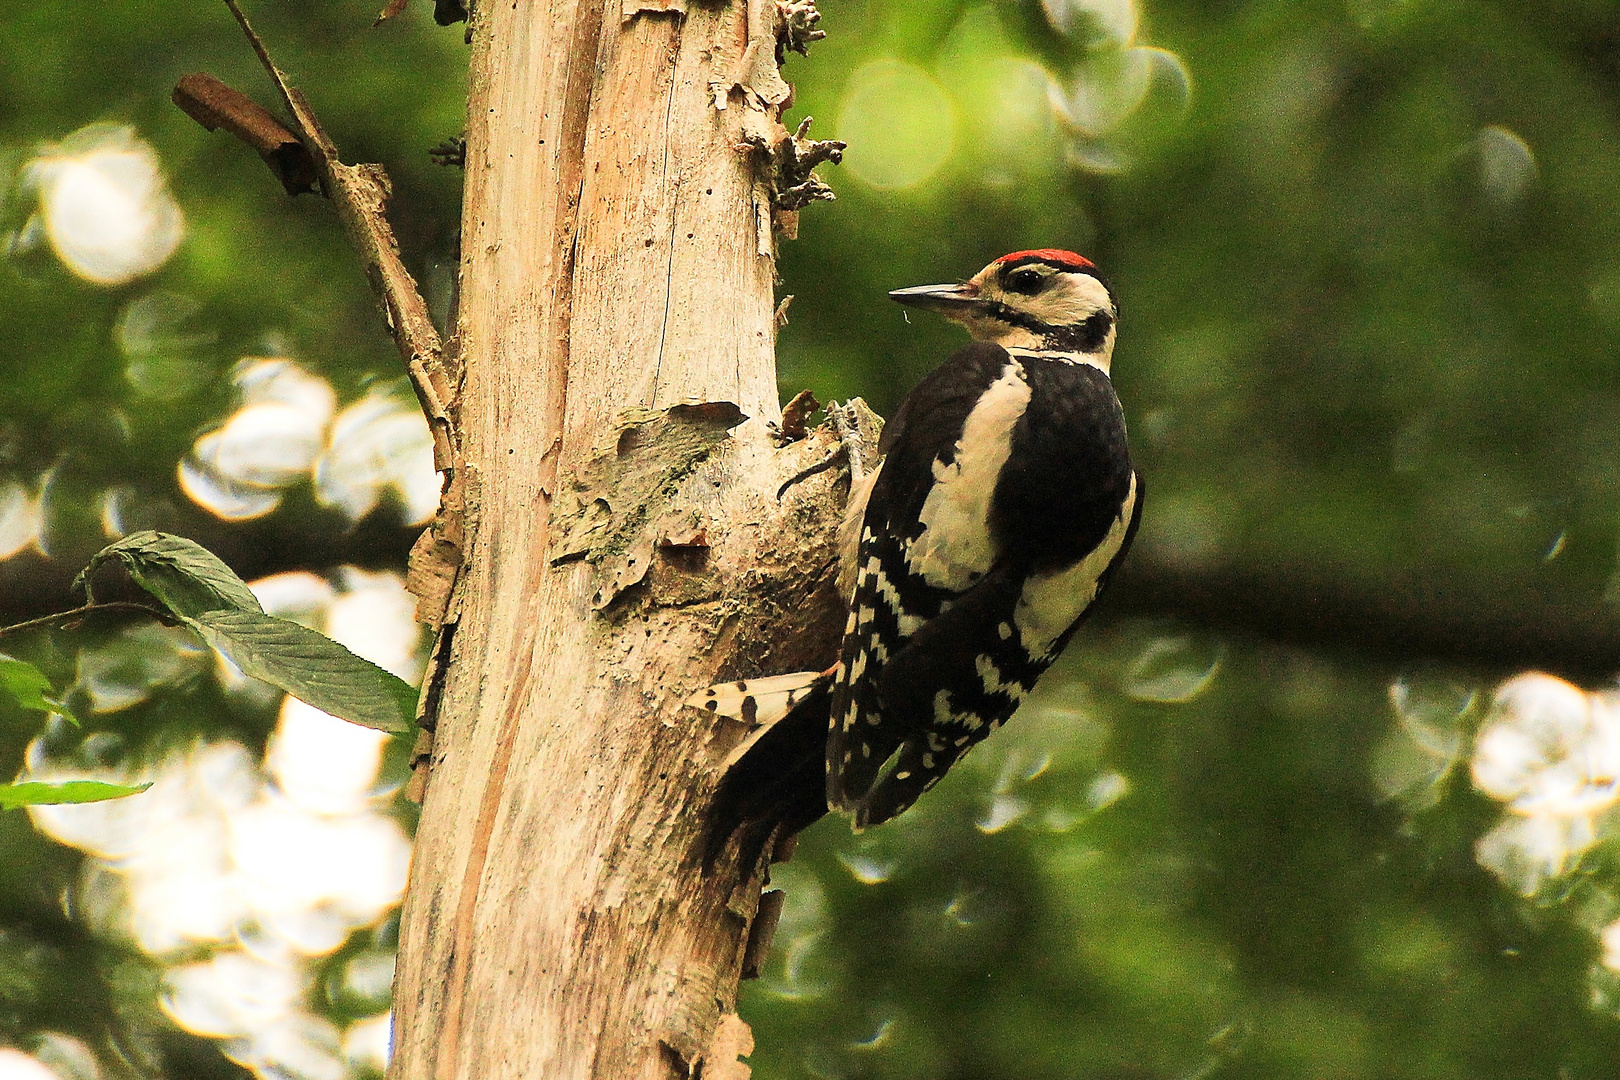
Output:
[315, 395, 439, 526]
[177, 457, 286, 522]
[1471, 673, 1620, 894]
[1472, 674, 1620, 816]
[115, 291, 217, 400]
[1121, 635, 1222, 703]
[0, 480, 44, 560]
[0, 1050, 59, 1080]
[836, 852, 896, 884]
[838, 60, 956, 190]
[343, 1014, 392, 1073]
[180, 360, 436, 527]
[21, 124, 184, 285]
[1042, 0, 1138, 45]
[20, 565, 423, 1079]
[72, 622, 210, 714]
[1474, 124, 1538, 208]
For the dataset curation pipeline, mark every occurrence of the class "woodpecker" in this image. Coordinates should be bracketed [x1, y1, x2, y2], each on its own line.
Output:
[694, 249, 1141, 836]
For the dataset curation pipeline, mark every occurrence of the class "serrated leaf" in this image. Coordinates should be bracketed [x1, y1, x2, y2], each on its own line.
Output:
[78, 531, 263, 617]
[0, 655, 79, 725]
[187, 608, 417, 733]
[0, 780, 152, 809]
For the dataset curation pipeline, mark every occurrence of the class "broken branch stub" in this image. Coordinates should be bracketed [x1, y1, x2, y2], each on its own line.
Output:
[702, 0, 843, 246]
[206, 0, 455, 471]
[777, 0, 825, 57]
[773, 116, 844, 210]
[172, 73, 317, 195]
[775, 388, 819, 443]
[189, 2, 466, 643]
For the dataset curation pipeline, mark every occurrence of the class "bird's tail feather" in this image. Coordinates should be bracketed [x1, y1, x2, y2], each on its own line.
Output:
[691, 670, 835, 867]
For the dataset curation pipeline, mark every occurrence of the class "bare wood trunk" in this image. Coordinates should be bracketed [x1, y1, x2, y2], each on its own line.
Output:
[388, 2, 846, 1077]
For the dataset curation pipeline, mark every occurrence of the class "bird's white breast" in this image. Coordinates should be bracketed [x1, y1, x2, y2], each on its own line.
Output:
[908, 361, 1030, 591]
[1014, 471, 1136, 659]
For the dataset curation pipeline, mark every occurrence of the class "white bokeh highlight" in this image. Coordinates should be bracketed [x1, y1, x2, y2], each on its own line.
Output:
[1475, 124, 1538, 208]
[1040, 0, 1191, 173]
[180, 359, 437, 526]
[19, 124, 184, 285]
[316, 395, 440, 525]
[343, 1014, 393, 1074]
[1042, 0, 1138, 44]
[0, 1050, 59, 1080]
[23, 568, 421, 1080]
[1471, 673, 1620, 895]
[0, 479, 44, 561]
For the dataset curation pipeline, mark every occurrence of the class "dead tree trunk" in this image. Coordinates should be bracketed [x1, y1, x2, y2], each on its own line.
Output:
[389, 2, 848, 1077]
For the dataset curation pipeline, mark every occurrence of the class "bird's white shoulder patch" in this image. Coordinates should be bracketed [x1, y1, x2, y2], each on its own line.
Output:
[1014, 473, 1136, 659]
[908, 361, 1031, 591]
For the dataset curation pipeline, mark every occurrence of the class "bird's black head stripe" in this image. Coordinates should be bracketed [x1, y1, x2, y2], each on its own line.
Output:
[996, 254, 1106, 282]
[983, 302, 1114, 353]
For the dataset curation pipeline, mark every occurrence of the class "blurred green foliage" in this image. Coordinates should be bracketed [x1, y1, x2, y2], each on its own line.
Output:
[6, 0, 1620, 1077]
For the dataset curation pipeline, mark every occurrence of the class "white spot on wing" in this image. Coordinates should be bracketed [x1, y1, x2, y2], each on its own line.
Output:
[909, 362, 1031, 591]
[865, 560, 925, 638]
[976, 655, 1025, 700]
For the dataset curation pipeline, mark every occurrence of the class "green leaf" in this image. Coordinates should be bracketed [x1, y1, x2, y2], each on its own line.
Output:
[187, 608, 417, 733]
[74, 534, 418, 734]
[0, 780, 152, 809]
[0, 655, 79, 725]
[76, 531, 263, 617]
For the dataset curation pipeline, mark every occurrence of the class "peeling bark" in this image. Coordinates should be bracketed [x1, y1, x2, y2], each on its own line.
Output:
[387, 1, 843, 1077]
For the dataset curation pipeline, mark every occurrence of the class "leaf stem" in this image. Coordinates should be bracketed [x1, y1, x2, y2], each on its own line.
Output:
[0, 602, 173, 641]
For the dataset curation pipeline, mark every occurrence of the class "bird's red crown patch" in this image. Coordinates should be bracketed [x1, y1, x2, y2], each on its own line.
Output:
[995, 248, 1095, 270]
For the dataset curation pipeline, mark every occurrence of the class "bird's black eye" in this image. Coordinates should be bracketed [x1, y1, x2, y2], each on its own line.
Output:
[1006, 268, 1045, 295]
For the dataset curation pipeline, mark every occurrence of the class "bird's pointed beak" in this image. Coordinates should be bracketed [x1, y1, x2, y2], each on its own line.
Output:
[887, 281, 980, 315]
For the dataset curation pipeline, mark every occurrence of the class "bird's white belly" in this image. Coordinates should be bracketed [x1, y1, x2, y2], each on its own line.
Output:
[1014, 472, 1136, 659]
[908, 362, 1030, 591]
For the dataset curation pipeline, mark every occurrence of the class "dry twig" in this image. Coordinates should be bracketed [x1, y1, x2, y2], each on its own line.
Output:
[179, 0, 475, 798]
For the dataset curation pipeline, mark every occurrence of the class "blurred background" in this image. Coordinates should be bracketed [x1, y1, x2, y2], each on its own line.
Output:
[4, 0, 1620, 1077]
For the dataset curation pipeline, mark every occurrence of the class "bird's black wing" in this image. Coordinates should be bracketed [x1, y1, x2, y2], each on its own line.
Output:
[826, 342, 1015, 811]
